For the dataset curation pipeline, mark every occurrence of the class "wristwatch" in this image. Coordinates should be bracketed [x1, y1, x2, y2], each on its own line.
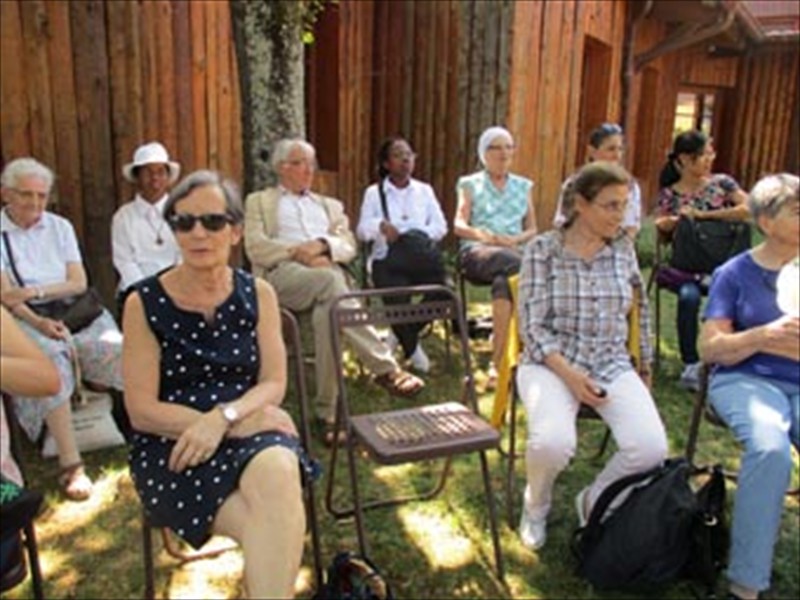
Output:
[218, 403, 239, 427]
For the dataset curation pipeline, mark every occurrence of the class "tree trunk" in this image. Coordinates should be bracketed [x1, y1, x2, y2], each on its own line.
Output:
[230, 0, 306, 194]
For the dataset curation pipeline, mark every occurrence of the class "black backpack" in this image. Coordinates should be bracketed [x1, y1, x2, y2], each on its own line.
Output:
[312, 552, 393, 600]
[571, 458, 727, 594]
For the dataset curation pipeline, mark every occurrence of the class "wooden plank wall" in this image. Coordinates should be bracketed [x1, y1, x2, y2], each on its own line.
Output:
[726, 45, 799, 190]
[0, 0, 242, 304]
[508, 0, 627, 229]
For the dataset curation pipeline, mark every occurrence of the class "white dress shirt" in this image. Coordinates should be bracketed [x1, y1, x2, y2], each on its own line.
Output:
[111, 194, 180, 291]
[0, 209, 82, 286]
[356, 178, 448, 262]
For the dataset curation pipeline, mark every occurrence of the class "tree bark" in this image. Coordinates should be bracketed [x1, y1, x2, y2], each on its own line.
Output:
[231, 0, 306, 194]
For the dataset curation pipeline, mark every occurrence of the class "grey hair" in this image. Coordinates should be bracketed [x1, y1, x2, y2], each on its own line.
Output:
[0, 158, 55, 191]
[748, 173, 799, 230]
[270, 138, 316, 171]
[559, 161, 631, 229]
[164, 170, 244, 224]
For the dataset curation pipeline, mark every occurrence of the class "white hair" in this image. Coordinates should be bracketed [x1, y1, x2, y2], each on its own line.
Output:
[477, 126, 514, 167]
[1, 158, 54, 191]
[270, 138, 316, 171]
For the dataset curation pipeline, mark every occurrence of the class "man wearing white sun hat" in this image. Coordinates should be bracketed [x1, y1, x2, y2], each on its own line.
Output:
[111, 142, 182, 300]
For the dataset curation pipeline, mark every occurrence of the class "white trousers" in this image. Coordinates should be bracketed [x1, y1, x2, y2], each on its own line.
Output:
[516, 364, 668, 521]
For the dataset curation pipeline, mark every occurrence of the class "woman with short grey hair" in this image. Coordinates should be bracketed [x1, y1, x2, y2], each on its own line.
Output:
[699, 173, 799, 600]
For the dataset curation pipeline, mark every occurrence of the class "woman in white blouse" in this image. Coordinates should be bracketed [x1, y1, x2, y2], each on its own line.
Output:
[356, 137, 448, 372]
[0, 158, 123, 501]
[515, 161, 666, 550]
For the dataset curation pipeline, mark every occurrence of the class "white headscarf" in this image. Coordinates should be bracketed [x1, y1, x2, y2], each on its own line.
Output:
[477, 126, 514, 167]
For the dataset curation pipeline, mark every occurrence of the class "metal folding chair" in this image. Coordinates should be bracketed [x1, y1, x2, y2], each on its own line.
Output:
[140, 309, 323, 599]
[323, 285, 504, 580]
[1, 394, 45, 600]
[685, 363, 799, 496]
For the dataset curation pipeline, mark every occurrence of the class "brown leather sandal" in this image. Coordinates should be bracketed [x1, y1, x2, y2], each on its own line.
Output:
[58, 461, 93, 502]
[374, 369, 425, 398]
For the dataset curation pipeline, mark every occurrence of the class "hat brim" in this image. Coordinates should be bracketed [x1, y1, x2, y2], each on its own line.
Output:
[122, 161, 181, 185]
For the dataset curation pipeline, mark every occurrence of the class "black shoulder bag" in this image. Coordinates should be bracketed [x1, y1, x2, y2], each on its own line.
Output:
[670, 217, 751, 274]
[2, 232, 104, 333]
[377, 179, 444, 276]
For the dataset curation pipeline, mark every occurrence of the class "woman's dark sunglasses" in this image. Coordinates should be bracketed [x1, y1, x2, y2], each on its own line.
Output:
[168, 213, 234, 233]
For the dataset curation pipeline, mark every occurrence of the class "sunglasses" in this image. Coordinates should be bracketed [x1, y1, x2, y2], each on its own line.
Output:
[168, 212, 234, 233]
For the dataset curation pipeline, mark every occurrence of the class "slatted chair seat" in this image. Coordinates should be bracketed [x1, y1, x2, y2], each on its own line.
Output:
[324, 284, 504, 580]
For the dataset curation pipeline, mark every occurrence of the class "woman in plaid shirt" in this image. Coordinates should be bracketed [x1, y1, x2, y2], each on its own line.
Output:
[515, 162, 667, 551]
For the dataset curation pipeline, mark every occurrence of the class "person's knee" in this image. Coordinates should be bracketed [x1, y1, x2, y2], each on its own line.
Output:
[240, 447, 303, 509]
[526, 429, 576, 468]
[491, 276, 511, 300]
[749, 435, 793, 477]
[621, 425, 668, 472]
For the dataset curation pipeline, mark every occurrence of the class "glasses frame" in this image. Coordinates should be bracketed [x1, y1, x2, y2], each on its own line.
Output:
[168, 212, 235, 233]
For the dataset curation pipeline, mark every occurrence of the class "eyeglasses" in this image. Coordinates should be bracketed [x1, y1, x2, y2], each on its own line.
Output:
[594, 200, 628, 214]
[168, 213, 234, 233]
[11, 188, 49, 201]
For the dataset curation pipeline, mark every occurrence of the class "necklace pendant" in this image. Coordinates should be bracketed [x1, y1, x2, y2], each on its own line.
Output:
[156, 236, 163, 246]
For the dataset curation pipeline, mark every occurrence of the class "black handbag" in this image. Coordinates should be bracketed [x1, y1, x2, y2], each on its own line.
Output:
[377, 180, 444, 275]
[670, 217, 751, 275]
[2, 232, 105, 333]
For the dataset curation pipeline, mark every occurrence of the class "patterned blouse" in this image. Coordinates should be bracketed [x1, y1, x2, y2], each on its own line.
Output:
[456, 170, 532, 250]
[657, 173, 740, 216]
[518, 230, 651, 383]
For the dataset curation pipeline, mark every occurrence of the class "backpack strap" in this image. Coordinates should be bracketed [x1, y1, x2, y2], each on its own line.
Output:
[378, 178, 390, 223]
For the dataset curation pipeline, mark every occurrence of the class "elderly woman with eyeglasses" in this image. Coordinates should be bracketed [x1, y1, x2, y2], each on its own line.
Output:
[553, 123, 642, 239]
[515, 161, 665, 551]
[453, 126, 537, 388]
[123, 170, 312, 598]
[698, 174, 799, 600]
[655, 130, 749, 392]
[0, 158, 123, 501]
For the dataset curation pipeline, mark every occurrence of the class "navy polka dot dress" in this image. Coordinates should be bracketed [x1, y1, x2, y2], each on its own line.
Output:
[129, 269, 306, 549]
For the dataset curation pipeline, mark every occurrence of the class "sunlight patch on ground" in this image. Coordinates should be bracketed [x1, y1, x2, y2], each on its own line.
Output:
[164, 546, 242, 600]
[37, 469, 129, 540]
[398, 506, 474, 569]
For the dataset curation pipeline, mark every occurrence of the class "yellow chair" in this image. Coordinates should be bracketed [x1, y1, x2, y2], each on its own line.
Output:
[494, 275, 643, 527]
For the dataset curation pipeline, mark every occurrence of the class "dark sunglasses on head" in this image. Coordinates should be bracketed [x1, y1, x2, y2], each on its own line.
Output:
[168, 212, 234, 233]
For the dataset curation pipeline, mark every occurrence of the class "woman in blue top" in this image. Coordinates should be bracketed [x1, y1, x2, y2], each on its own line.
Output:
[453, 126, 537, 386]
[699, 173, 799, 600]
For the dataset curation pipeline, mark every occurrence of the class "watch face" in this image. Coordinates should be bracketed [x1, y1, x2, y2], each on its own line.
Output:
[223, 406, 238, 423]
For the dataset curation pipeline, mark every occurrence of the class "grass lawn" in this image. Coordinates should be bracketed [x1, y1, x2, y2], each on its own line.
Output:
[5, 219, 799, 599]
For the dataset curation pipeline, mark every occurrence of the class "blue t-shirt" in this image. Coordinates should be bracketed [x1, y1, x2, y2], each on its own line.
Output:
[704, 251, 799, 385]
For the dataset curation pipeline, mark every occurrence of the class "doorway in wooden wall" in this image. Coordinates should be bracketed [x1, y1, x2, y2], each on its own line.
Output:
[576, 36, 613, 168]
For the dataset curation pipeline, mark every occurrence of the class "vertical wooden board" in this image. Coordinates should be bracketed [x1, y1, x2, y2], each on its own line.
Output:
[564, 0, 585, 176]
[0, 1, 30, 157]
[126, 1, 144, 160]
[338, 1, 353, 205]
[495, 0, 512, 126]
[155, 0, 178, 157]
[228, 10, 243, 187]
[774, 50, 799, 175]
[370, 0, 388, 150]
[45, 0, 83, 231]
[69, 0, 116, 303]
[730, 56, 750, 178]
[354, 0, 374, 207]
[480, 0, 499, 131]
[756, 51, 781, 181]
[20, 1, 56, 171]
[466, 0, 486, 151]
[607, 0, 626, 121]
[432, 0, 452, 202]
[423, 0, 439, 183]
[107, 0, 134, 206]
[444, 0, 468, 225]
[190, 0, 208, 168]
[400, 1, 415, 138]
[216, 0, 233, 178]
[205, 0, 219, 170]
[741, 56, 764, 185]
[382, 0, 404, 138]
[172, 0, 195, 171]
[140, 0, 160, 142]
[411, 0, 430, 180]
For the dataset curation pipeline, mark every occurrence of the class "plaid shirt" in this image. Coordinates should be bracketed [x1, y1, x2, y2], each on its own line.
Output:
[518, 230, 651, 383]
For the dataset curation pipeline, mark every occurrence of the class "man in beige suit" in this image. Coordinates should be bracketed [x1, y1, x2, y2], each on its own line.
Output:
[244, 138, 424, 444]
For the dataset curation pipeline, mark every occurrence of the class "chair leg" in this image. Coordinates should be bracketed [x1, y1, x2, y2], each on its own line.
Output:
[22, 523, 44, 600]
[505, 388, 519, 529]
[142, 514, 155, 600]
[302, 469, 325, 591]
[479, 449, 505, 581]
[654, 286, 662, 374]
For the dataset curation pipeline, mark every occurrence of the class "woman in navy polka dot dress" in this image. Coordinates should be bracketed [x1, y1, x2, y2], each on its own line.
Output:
[122, 170, 308, 598]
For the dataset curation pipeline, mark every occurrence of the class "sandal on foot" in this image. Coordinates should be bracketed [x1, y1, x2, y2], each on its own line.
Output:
[58, 462, 93, 502]
[313, 419, 347, 448]
[374, 369, 425, 398]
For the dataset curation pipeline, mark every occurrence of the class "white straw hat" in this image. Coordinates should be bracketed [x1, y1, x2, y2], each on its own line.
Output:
[122, 142, 181, 184]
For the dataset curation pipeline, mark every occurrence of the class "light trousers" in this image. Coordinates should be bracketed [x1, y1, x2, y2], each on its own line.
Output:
[266, 261, 397, 422]
[517, 363, 668, 521]
[709, 371, 800, 593]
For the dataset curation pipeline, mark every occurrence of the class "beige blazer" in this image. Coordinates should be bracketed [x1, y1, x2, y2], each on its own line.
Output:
[243, 187, 357, 280]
